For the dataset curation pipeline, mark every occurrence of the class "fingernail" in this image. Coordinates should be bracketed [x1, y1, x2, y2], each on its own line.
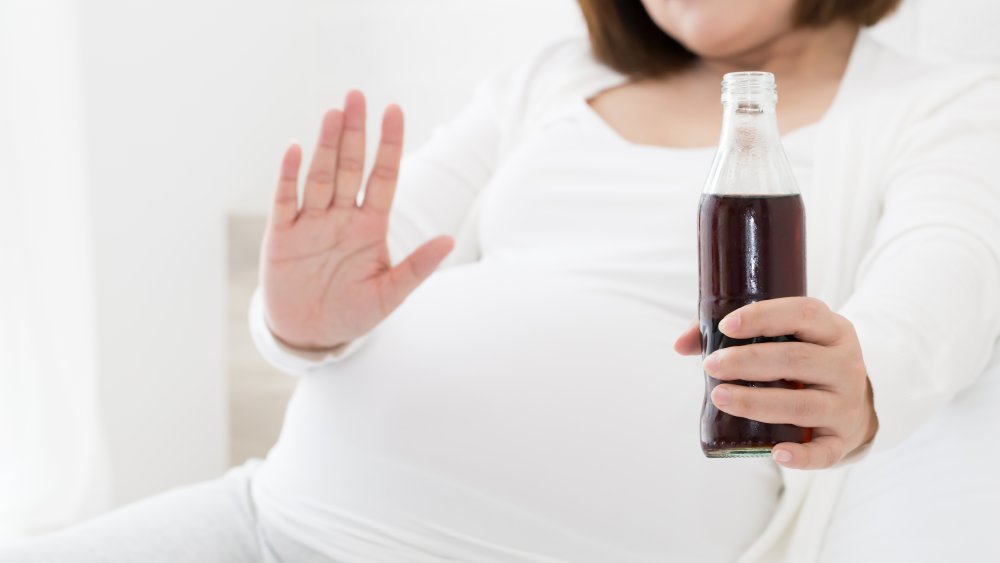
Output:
[712, 386, 731, 406]
[772, 449, 792, 464]
[703, 351, 722, 374]
[719, 313, 741, 334]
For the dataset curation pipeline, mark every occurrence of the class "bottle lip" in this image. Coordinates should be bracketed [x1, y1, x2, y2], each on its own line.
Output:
[721, 71, 777, 105]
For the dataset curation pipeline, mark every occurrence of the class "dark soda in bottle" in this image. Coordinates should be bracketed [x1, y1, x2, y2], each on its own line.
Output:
[698, 72, 812, 458]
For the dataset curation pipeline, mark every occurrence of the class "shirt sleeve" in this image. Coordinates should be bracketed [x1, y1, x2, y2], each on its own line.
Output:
[839, 73, 1000, 453]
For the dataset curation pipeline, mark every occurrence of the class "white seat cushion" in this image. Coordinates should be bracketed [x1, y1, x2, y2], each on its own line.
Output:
[819, 340, 1000, 561]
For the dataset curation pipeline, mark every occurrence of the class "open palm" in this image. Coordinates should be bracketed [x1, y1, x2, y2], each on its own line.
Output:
[261, 91, 453, 350]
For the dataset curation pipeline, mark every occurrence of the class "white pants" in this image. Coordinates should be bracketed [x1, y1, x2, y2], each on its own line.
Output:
[0, 460, 330, 563]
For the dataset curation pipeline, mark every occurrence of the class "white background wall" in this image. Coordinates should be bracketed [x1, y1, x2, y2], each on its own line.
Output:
[78, 0, 582, 507]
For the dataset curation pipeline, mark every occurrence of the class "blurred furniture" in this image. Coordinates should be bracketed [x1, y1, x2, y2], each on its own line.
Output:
[227, 216, 296, 465]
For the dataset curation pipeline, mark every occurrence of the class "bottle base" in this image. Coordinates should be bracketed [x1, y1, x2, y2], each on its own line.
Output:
[703, 446, 773, 458]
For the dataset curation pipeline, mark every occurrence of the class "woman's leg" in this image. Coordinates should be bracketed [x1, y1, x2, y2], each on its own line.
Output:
[0, 460, 274, 563]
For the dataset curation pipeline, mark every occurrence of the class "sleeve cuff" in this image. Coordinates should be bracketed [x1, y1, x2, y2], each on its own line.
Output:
[247, 287, 366, 376]
[838, 304, 927, 456]
[832, 441, 874, 468]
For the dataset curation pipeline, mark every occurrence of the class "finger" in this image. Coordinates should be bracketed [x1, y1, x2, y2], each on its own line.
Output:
[703, 341, 836, 385]
[711, 384, 833, 427]
[332, 90, 366, 209]
[719, 297, 843, 346]
[377, 235, 454, 314]
[673, 317, 700, 356]
[271, 141, 302, 228]
[301, 109, 344, 214]
[362, 104, 404, 214]
[772, 435, 845, 470]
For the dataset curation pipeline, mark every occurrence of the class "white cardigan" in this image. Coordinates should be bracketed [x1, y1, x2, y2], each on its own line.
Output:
[739, 32, 1000, 562]
[251, 30, 1000, 561]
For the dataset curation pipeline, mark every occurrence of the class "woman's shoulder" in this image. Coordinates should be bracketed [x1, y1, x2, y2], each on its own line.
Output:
[847, 30, 1000, 116]
[499, 35, 623, 94]
[483, 36, 625, 136]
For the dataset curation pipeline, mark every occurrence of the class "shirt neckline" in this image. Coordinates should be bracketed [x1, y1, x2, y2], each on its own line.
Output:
[576, 28, 868, 154]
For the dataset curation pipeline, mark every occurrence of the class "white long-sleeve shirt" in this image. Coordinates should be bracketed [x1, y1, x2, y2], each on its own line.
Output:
[249, 30, 1000, 562]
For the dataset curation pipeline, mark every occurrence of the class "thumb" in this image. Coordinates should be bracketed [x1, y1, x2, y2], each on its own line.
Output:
[673, 317, 701, 356]
[379, 235, 455, 312]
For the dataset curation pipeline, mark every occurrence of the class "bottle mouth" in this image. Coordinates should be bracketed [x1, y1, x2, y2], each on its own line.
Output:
[721, 71, 777, 106]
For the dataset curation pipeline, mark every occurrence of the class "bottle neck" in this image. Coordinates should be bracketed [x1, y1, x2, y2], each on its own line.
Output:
[718, 99, 782, 155]
[703, 73, 799, 197]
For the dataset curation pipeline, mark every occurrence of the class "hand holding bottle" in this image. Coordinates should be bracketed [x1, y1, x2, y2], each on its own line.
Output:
[690, 72, 877, 467]
[675, 300, 878, 469]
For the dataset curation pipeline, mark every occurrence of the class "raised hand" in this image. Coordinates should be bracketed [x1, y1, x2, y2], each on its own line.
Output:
[260, 91, 454, 350]
[675, 297, 878, 469]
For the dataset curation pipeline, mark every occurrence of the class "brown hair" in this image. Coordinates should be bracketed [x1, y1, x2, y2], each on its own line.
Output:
[577, 0, 902, 78]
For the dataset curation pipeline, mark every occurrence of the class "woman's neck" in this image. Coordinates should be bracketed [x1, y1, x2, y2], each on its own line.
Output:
[692, 20, 859, 84]
[589, 21, 860, 149]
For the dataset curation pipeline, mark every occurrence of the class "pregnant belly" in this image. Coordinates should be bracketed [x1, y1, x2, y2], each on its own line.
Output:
[256, 261, 780, 561]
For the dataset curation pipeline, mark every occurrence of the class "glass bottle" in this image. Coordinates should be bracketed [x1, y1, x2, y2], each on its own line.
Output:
[698, 71, 811, 458]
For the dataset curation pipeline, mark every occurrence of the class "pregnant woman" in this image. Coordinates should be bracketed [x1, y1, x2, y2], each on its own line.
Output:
[5, 0, 999, 561]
